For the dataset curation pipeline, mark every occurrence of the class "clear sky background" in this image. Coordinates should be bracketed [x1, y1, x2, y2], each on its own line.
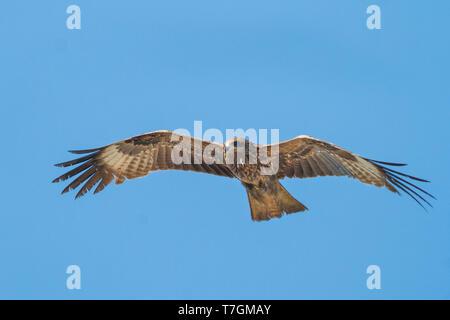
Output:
[0, 1, 449, 299]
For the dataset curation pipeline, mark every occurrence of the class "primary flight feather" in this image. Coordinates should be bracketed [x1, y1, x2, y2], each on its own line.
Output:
[53, 131, 434, 221]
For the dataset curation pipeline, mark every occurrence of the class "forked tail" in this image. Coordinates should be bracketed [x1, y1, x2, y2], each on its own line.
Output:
[244, 181, 307, 221]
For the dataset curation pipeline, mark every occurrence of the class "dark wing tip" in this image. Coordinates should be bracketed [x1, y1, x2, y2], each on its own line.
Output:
[53, 147, 109, 197]
[68, 147, 105, 154]
[365, 158, 408, 166]
[366, 158, 435, 210]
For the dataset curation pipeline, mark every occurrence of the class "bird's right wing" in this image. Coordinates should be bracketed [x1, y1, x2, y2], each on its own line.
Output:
[53, 131, 234, 198]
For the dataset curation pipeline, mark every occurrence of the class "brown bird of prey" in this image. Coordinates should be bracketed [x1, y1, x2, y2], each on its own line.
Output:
[53, 131, 434, 221]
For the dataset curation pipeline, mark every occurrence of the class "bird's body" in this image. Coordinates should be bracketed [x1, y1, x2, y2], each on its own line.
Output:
[53, 131, 434, 221]
[223, 137, 308, 220]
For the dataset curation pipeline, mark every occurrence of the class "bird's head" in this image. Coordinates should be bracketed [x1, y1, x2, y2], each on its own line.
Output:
[224, 137, 258, 165]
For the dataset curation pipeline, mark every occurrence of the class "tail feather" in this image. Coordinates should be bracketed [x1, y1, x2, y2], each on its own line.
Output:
[244, 181, 307, 221]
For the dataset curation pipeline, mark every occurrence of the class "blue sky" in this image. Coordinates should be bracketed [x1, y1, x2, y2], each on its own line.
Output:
[0, 1, 449, 299]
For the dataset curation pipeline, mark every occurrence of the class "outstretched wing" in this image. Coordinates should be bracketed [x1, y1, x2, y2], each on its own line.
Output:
[272, 135, 434, 208]
[53, 131, 234, 198]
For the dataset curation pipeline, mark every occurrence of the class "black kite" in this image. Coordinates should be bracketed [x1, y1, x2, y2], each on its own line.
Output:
[53, 131, 434, 221]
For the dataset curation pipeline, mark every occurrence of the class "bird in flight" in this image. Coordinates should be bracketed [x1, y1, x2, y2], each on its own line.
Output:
[53, 131, 434, 221]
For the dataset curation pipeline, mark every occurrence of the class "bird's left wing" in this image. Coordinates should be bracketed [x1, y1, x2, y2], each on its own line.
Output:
[267, 135, 434, 208]
[53, 131, 234, 198]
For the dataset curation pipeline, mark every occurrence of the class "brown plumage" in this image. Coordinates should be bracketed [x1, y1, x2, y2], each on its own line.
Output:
[53, 131, 434, 221]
